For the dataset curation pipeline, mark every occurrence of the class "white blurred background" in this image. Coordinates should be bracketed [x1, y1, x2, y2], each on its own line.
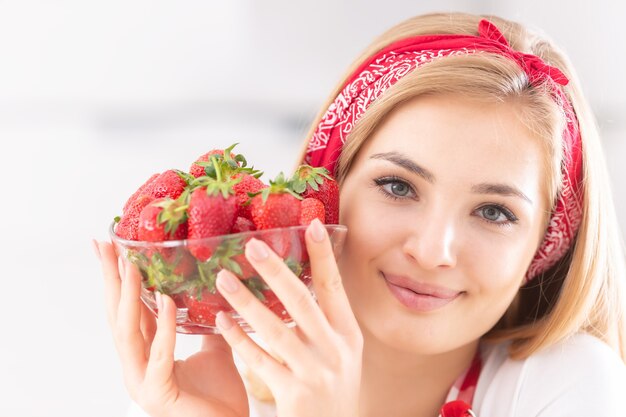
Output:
[0, 1, 623, 416]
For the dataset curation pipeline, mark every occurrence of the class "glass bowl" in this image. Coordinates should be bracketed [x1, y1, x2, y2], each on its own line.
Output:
[109, 222, 347, 334]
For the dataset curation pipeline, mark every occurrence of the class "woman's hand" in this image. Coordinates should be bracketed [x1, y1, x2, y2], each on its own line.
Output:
[95, 241, 249, 417]
[214, 218, 363, 417]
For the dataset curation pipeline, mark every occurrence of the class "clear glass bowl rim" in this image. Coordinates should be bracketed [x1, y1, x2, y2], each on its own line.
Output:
[109, 221, 347, 249]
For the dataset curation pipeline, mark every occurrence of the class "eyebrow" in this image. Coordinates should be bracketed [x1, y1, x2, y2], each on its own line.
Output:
[471, 183, 533, 205]
[370, 151, 533, 205]
[369, 151, 435, 183]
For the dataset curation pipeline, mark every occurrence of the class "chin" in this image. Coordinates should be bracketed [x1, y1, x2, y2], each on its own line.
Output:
[357, 303, 460, 355]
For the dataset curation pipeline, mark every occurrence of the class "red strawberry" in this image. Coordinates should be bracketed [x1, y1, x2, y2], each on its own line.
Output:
[139, 248, 196, 295]
[190, 150, 232, 178]
[123, 173, 160, 214]
[261, 228, 293, 259]
[161, 249, 197, 277]
[230, 253, 257, 280]
[299, 197, 326, 225]
[261, 290, 290, 320]
[185, 290, 233, 326]
[300, 263, 312, 284]
[292, 165, 340, 224]
[239, 277, 289, 319]
[232, 173, 265, 220]
[249, 173, 301, 230]
[231, 216, 256, 233]
[250, 192, 300, 259]
[149, 169, 189, 200]
[116, 194, 153, 240]
[138, 198, 188, 242]
[187, 181, 239, 261]
[189, 143, 244, 178]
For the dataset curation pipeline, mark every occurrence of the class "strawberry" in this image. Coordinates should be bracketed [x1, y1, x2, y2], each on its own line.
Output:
[123, 173, 160, 214]
[232, 173, 266, 220]
[189, 143, 246, 178]
[149, 169, 190, 200]
[137, 198, 188, 242]
[299, 197, 326, 225]
[190, 150, 231, 178]
[300, 263, 312, 284]
[297, 198, 325, 262]
[187, 165, 241, 261]
[132, 249, 196, 294]
[187, 188, 238, 261]
[241, 277, 289, 319]
[263, 290, 290, 319]
[167, 250, 197, 277]
[291, 165, 340, 224]
[116, 194, 153, 240]
[185, 290, 233, 326]
[247, 173, 301, 259]
[195, 236, 256, 280]
[249, 173, 301, 230]
[261, 228, 293, 260]
[231, 216, 256, 233]
[230, 253, 257, 280]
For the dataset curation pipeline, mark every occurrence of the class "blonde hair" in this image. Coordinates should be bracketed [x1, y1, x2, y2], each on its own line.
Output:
[297, 12, 626, 362]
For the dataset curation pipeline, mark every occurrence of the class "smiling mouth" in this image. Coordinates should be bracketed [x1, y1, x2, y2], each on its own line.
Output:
[381, 272, 463, 312]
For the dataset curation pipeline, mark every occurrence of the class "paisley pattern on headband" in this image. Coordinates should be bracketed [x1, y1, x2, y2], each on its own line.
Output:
[306, 48, 472, 155]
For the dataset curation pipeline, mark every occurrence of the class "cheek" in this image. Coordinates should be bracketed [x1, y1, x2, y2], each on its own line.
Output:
[460, 233, 536, 329]
[337, 187, 395, 301]
[469, 238, 529, 287]
[338, 195, 386, 274]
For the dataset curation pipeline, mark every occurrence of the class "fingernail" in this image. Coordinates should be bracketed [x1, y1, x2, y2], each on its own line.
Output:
[217, 270, 240, 293]
[91, 239, 101, 260]
[310, 218, 325, 242]
[118, 257, 126, 280]
[216, 311, 233, 330]
[155, 292, 163, 311]
[246, 238, 269, 261]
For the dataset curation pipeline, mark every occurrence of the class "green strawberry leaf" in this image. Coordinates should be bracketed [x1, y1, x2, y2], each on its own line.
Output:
[243, 277, 268, 301]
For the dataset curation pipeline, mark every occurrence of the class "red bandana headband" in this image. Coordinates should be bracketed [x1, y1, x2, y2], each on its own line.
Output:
[304, 19, 583, 282]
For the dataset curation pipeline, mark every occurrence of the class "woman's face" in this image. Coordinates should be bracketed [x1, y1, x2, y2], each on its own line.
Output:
[337, 94, 550, 354]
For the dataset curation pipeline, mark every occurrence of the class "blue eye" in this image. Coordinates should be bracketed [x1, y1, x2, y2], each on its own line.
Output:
[476, 204, 518, 225]
[387, 181, 411, 196]
[374, 176, 416, 200]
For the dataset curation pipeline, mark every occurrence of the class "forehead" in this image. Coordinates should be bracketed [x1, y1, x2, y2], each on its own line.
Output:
[359, 94, 546, 178]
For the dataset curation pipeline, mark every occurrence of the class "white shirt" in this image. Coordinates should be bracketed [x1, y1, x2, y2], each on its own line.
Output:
[128, 333, 626, 417]
[474, 333, 626, 416]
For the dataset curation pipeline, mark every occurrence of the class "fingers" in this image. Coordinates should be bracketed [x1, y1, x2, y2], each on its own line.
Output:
[140, 302, 157, 356]
[114, 258, 149, 388]
[117, 260, 145, 344]
[97, 240, 177, 402]
[215, 270, 311, 368]
[98, 241, 122, 327]
[242, 237, 334, 341]
[305, 219, 360, 338]
[215, 310, 289, 388]
[144, 293, 177, 388]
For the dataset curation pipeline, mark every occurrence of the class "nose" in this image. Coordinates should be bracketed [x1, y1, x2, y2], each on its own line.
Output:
[402, 212, 457, 270]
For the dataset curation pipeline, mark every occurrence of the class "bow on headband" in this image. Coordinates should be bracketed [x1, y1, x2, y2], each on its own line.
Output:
[478, 19, 569, 86]
[304, 19, 583, 282]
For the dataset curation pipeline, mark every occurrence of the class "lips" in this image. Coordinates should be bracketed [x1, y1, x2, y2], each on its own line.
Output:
[382, 272, 462, 312]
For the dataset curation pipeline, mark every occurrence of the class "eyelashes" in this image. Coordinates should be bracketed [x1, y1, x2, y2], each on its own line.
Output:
[372, 175, 519, 226]
[373, 175, 417, 200]
[476, 203, 519, 224]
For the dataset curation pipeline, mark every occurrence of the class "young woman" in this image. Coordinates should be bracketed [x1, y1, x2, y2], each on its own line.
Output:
[94, 12, 626, 417]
